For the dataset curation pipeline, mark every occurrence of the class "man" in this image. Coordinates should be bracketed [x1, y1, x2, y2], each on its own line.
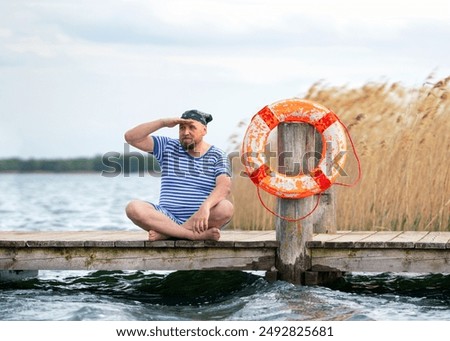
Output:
[124, 110, 233, 241]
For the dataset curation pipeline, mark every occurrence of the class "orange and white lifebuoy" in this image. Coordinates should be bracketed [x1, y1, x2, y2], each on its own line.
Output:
[241, 99, 347, 199]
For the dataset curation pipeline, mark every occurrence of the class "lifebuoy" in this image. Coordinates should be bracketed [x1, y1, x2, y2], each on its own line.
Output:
[240, 98, 347, 199]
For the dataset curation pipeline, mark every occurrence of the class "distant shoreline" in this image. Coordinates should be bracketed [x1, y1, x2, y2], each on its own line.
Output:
[0, 170, 100, 174]
[0, 154, 160, 174]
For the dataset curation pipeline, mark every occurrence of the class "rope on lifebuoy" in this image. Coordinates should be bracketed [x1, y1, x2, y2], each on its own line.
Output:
[332, 113, 362, 188]
[256, 186, 323, 222]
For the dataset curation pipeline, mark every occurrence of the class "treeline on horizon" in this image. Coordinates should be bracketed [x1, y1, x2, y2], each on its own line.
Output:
[0, 153, 161, 175]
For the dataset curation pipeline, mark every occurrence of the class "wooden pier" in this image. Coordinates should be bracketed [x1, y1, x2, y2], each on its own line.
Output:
[0, 230, 277, 272]
[1, 230, 449, 284]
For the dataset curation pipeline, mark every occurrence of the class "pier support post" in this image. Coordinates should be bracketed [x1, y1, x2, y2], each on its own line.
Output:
[276, 122, 339, 284]
[276, 122, 318, 284]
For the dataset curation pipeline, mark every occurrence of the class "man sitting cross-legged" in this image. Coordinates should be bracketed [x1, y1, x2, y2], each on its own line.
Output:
[124, 110, 233, 241]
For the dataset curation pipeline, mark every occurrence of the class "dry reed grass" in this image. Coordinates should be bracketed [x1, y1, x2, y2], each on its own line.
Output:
[228, 74, 450, 231]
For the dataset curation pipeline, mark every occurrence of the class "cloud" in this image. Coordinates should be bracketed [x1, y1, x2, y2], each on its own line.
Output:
[0, 0, 449, 158]
[6, 0, 446, 50]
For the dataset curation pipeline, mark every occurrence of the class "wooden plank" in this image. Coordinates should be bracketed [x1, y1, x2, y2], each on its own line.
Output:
[0, 247, 276, 271]
[26, 240, 86, 247]
[306, 231, 351, 248]
[84, 240, 115, 247]
[327, 231, 377, 241]
[204, 240, 235, 248]
[0, 240, 26, 247]
[0, 230, 278, 272]
[415, 232, 450, 249]
[311, 248, 450, 273]
[114, 240, 146, 247]
[234, 241, 265, 248]
[384, 231, 429, 248]
[223, 230, 276, 242]
[144, 240, 176, 248]
[0, 230, 277, 248]
[175, 240, 206, 248]
[0, 231, 147, 242]
[322, 232, 376, 249]
[353, 231, 403, 248]
[220, 230, 277, 247]
[313, 231, 351, 241]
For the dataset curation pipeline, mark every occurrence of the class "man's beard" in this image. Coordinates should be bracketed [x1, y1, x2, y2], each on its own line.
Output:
[181, 139, 196, 150]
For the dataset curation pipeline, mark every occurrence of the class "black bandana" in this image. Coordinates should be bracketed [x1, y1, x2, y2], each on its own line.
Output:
[181, 110, 213, 126]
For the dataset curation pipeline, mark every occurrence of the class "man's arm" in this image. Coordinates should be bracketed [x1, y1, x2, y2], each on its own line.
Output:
[124, 118, 187, 152]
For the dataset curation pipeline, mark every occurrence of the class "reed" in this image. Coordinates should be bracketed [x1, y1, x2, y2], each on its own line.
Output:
[228, 74, 450, 231]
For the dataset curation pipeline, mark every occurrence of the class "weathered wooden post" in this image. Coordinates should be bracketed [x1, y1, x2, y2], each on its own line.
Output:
[276, 122, 318, 284]
[240, 99, 342, 284]
[275, 121, 338, 284]
[314, 134, 337, 235]
[313, 187, 336, 234]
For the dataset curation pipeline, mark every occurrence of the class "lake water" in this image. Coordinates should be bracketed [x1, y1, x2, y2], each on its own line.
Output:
[0, 173, 449, 321]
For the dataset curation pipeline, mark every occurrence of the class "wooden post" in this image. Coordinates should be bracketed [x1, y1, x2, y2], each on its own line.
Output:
[276, 122, 318, 284]
[313, 123, 337, 234]
[313, 187, 336, 234]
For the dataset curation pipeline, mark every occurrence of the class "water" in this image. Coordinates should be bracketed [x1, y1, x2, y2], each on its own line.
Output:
[1, 173, 449, 321]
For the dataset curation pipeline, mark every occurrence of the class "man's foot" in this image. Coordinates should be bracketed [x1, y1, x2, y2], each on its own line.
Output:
[148, 227, 220, 241]
[148, 230, 170, 241]
[191, 228, 221, 241]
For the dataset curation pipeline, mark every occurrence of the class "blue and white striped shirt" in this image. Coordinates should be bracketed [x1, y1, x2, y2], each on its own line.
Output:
[151, 136, 231, 222]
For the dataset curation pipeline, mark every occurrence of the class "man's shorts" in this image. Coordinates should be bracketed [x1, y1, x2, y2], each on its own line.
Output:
[149, 203, 185, 225]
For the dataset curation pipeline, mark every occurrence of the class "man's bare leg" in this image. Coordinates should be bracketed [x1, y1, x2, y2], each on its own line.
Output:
[125, 200, 221, 241]
[208, 199, 234, 228]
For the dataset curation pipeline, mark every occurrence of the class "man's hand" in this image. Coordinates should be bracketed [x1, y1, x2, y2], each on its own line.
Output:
[163, 118, 195, 128]
[190, 204, 211, 233]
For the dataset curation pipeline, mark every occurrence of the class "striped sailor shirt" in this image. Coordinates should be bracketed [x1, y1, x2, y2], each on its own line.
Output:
[151, 135, 231, 223]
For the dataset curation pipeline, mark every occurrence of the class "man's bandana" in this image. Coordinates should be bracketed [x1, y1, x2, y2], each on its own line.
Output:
[181, 110, 213, 126]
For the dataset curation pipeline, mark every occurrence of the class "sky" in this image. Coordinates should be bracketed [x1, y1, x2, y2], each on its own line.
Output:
[0, 0, 449, 159]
